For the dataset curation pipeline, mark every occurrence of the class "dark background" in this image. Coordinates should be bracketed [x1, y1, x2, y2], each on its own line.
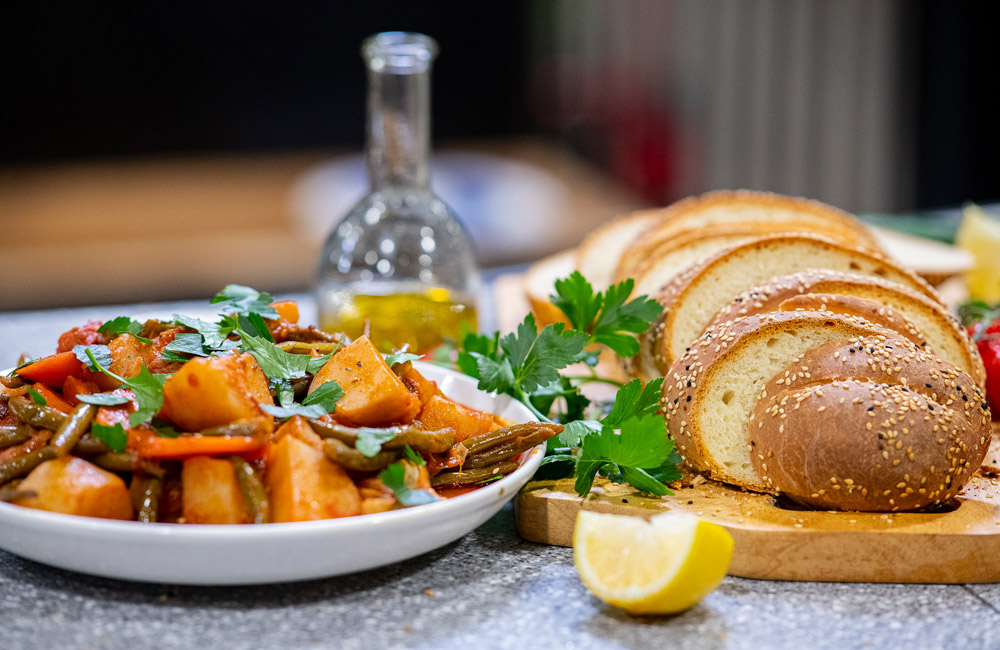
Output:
[3, 0, 999, 209]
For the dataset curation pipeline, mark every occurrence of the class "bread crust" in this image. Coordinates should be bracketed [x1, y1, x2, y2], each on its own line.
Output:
[749, 336, 991, 511]
[706, 269, 985, 386]
[661, 310, 894, 491]
[637, 234, 943, 379]
[617, 190, 882, 280]
[575, 210, 663, 291]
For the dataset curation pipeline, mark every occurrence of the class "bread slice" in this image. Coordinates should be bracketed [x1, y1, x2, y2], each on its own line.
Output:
[637, 234, 941, 381]
[706, 270, 985, 386]
[575, 210, 662, 290]
[661, 310, 894, 491]
[618, 190, 881, 279]
[618, 215, 883, 286]
[522, 249, 575, 326]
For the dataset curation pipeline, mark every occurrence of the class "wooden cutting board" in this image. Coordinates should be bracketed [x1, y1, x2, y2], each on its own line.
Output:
[515, 434, 1000, 584]
[500, 266, 1000, 583]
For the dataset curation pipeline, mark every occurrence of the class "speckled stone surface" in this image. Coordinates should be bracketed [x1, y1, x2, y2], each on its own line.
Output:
[3, 297, 1000, 650]
[2, 506, 1000, 650]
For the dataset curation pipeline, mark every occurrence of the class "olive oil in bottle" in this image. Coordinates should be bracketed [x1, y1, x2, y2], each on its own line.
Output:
[315, 32, 480, 353]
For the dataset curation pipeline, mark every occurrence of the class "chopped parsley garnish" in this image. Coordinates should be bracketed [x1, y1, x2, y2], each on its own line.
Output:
[210, 285, 279, 319]
[91, 422, 128, 453]
[79, 346, 167, 428]
[27, 388, 46, 406]
[379, 462, 438, 506]
[98, 317, 152, 344]
[456, 274, 677, 498]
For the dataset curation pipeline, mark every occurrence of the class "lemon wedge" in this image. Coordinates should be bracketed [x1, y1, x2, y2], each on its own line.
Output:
[956, 203, 1000, 303]
[573, 511, 734, 615]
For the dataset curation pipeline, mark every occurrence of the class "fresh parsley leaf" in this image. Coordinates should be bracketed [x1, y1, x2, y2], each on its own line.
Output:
[27, 388, 46, 406]
[238, 327, 309, 380]
[161, 333, 208, 363]
[602, 377, 663, 427]
[76, 393, 131, 406]
[210, 285, 279, 319]
[379, 462, 438, 506]
[456, 331, 500, 380]
[98, 317, 152, 344]
[356, 428, 401, 457]
[83, 348, 167, 428]
[170, 314, 230, 350]
[271, 378, 296, 408]
[306, 350, 337, 375]
[551, 272, 602, 332]
[573, 414, 676, 498]
[476, 356, 516, 393]
[550, 275, 662, 358]
[301, 380, 343, 414]
[384, 350, 422, 367]
[534, 453, 577, 480]
[239, 313, 275, 343]
[91, 423, 128, 453]
[261, 403, 327, 419]
[403, 444, 425, 466]
[590, 280, 662, 357]
[500, 314, 589, 394]
[559, 419, 602, 448]
[74, 344, 113, 371]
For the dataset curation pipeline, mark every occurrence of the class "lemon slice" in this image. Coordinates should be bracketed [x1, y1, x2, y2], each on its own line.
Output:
[956, 203, 1000, 303]
[573, 511, 734, 615]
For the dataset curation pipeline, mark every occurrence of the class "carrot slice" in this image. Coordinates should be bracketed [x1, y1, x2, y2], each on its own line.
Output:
[270, 301, 299, 324]
[30, 383, 74, 414]
[17, 352, 84, 388]
[132, 430, 267, 460]
[62, 376, 99, 407]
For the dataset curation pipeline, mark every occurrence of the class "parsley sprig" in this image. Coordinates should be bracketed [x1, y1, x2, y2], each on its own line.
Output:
[456, 273, 678, 498]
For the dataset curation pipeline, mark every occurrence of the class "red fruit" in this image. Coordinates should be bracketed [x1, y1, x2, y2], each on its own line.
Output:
[977, 336, 1000, 419]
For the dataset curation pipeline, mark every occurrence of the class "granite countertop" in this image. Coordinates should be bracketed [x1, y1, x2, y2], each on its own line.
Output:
[2, 298, 1000, 650]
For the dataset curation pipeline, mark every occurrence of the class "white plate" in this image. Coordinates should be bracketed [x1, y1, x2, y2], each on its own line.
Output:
[0, 362, 541, 585]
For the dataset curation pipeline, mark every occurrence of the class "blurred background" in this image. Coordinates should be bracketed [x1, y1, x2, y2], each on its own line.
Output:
[2, 0, 998, 310]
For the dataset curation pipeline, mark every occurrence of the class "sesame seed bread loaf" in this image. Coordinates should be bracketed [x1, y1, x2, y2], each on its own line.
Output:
[661, 310, 895, 491]
[575, 209, 662, 291]
[618, 218, 884, 289]
[706, 270, 986, 387]
[616, 190, 881, 281]
[635, 234, 942, 382]
[748, 336, 991, 511]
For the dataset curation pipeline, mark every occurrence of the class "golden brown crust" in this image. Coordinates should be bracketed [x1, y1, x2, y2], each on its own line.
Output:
[706, 269, 984, 386]
[776, 293, 925, 348]
[639, 234, 944, 379]
[660, 310, 894, 489]
[616, 190, 882, 281]
[749, 336, 991, 511]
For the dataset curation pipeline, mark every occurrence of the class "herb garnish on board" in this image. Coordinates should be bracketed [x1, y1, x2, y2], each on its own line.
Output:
[457, 272, 680, 497]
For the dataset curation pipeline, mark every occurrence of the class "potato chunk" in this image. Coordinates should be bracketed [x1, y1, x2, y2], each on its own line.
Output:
[274, 415, 323, 450]
[15, 457, 133, 520]
[419, 394, 494, 442]
[162, 353, 271, 432]
[266, 434, 361, 522]
[181, 456, 249, 524]
[309, 336, 420, 426]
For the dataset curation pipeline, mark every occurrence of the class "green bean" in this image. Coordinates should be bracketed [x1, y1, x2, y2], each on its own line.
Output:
[199, 420, 268, 437]
[134, 476, 162, 523]
[73, 436, 112, 456]
[230, 456, 269, 524]
[0, 373, 25, 389]
[461, 422, 563, 455]
[91, 452, 135, 473]
[7, 396, 67, 431]
[0, 425, 33, 449]
[277, 340, 343, 354]
[308, 421, 456, 453]
[430, 459, 522, 488]
[52, 403, 97, 455]
[0, 447, 56, 485]
[323, 438, 400, 472]
[463, 428, 555, 470]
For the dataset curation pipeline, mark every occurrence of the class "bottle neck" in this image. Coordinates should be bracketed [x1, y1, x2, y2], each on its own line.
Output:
[364, 58, 432, 191]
